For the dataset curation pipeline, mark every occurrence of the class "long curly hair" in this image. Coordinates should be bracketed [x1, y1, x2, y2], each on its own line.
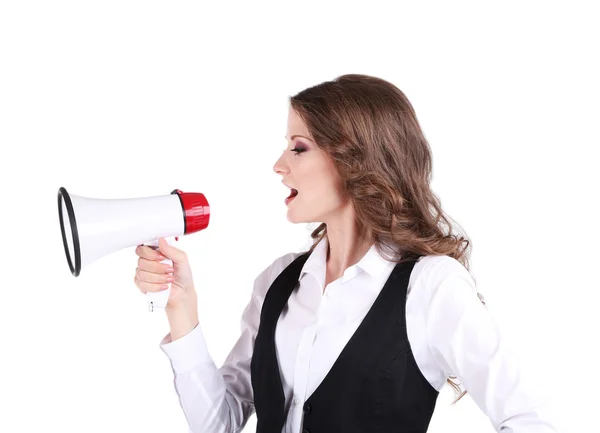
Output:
[289, 73, 485, 404]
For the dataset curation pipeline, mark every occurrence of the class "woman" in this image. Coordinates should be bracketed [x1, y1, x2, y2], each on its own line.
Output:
[134, 74, 558, 432]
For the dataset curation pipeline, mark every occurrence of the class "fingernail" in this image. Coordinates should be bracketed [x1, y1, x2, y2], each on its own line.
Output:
[157, 255, 166, 260]
[166, 267, 175, 273]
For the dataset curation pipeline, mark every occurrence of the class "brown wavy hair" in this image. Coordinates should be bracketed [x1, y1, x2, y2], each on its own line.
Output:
[289, 74, 486, 404]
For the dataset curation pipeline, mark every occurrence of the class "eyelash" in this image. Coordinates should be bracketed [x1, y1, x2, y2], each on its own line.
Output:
[291, 147, 306, 155]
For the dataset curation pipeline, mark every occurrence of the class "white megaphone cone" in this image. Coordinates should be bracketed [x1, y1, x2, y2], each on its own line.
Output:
[57, 187, 210, 312]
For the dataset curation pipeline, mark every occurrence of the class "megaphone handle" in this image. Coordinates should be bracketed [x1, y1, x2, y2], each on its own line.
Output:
[143, 236, 178, 312]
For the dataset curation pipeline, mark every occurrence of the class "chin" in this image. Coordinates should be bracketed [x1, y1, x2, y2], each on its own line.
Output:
[286, 199, 329, 224]
[287, 210, 320, 225]
[286, 212, 306, 224]
[286, 207, 311, 224]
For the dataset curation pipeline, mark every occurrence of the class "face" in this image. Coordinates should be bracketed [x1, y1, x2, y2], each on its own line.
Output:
[273, 107, 348, 223]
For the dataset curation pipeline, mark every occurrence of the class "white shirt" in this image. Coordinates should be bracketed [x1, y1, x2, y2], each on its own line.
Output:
[159, 235, 559, 432]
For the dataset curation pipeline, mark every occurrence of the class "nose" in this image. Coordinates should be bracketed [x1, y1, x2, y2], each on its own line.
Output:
[273, 151, 289, 176]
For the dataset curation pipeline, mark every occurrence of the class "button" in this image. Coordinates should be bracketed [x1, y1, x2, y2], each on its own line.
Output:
[294, 397, 301, 406]
[303, 403, 312, 415]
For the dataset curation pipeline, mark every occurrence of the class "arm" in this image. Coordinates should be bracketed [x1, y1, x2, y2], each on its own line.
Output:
[158, 268, 267, 433]
[424, 256, 560, 432]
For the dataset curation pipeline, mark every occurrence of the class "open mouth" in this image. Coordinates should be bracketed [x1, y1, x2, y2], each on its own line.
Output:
[285, 188, 298, 205]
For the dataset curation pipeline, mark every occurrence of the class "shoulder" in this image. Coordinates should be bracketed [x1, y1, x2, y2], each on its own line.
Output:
[251, 251, 305, 303]
[410, 254, 477, 301]
[416, 254, 474, 281]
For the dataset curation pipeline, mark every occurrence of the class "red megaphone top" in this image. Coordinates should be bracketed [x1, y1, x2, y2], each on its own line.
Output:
[171, 189, 210, 235]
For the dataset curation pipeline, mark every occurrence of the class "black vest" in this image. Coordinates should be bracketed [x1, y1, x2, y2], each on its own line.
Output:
[250, 252, 439, 433]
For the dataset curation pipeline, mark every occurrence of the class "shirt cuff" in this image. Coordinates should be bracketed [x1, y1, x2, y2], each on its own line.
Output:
[159, 322, 215, 374]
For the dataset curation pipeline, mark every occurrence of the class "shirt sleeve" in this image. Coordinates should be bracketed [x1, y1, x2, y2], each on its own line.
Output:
[158, 261, 276, 433]
[423, 256, 561, 432]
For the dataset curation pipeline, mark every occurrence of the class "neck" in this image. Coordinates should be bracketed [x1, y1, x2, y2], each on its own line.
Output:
[323, 206, 372, 275]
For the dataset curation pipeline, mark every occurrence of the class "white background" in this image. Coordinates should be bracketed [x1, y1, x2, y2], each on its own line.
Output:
[1, 1, 598, 432]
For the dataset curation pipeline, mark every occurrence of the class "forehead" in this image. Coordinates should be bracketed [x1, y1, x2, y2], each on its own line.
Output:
[287, 108, 310, 137]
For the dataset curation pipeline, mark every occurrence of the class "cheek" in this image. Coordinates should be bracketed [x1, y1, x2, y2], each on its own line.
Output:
[303, 176, 343, 203]
[295, 158, 343, 201]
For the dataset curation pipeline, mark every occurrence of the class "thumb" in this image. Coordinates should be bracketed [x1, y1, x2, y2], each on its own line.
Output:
[157, 237, 186, 265]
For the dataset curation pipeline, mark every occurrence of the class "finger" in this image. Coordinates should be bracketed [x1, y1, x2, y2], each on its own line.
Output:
[157, 237, 187, 265]
[137, 257, 175, 273]
[135, 244, 166, 261]
[136, 267, 174, 285]
[134, 275, 170, 293]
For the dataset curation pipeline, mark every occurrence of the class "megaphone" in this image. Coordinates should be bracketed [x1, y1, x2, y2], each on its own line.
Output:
[57, 187, 210, 312]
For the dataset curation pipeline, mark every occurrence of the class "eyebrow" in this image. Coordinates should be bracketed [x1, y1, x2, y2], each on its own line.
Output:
[285, 134, 312, 141]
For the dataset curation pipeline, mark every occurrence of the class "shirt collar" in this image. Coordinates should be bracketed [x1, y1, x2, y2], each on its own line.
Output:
[299, 235, 396, 282]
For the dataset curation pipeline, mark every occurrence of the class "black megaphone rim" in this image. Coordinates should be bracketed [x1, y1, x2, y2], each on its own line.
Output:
[58, 187, 81, 277]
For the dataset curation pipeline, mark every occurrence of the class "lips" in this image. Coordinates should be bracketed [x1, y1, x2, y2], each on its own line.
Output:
[285, 188, 298, 205]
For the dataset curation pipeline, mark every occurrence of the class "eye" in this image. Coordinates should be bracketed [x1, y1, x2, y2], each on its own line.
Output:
[290, 147, 306, 155]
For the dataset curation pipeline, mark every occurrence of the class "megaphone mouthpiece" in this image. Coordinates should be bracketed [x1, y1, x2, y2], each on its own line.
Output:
[170, 189, 210, 235]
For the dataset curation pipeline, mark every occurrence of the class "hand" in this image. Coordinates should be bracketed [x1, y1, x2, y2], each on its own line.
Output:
[133, 237, 197, 311]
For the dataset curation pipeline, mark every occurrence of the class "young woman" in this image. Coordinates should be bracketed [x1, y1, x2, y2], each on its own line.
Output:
[134, 74, 558, 432]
